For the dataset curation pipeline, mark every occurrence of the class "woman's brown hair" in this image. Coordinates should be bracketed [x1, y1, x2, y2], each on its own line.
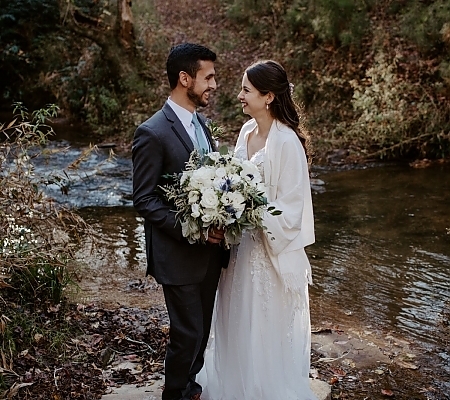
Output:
[245, 60, 312, 162]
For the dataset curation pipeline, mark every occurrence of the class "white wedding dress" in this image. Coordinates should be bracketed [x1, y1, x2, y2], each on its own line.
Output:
[197, 143, 317, 400]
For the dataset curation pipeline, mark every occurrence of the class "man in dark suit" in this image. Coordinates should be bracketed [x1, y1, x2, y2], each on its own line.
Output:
[132, 43, 228, 400]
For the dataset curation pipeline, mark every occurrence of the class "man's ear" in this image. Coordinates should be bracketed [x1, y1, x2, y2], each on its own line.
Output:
[179, 71, 190, 88]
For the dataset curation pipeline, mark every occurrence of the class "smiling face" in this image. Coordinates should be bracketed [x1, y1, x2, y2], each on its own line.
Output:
[237, 73, 270, 118]
[186, 60, 217, 107]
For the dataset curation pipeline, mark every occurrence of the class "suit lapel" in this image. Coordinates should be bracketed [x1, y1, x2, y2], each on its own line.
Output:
[162, 102, 195, 155]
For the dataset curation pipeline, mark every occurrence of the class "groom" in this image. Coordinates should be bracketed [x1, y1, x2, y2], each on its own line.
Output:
[132, 43, 229, 400]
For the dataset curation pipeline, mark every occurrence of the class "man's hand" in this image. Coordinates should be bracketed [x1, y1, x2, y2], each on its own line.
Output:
[206, 227, 225, 244]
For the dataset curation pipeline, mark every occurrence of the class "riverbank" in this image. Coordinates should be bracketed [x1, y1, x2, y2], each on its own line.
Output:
[73, 276, 446, 400]
[2, 295, 440, 399]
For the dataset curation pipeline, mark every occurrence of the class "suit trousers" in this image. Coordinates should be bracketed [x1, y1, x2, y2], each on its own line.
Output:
[161, 245, 223, 400]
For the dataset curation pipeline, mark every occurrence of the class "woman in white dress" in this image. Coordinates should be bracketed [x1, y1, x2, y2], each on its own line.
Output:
[197, 60, 317, 400]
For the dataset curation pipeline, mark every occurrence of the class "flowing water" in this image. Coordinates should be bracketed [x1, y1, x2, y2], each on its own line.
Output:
[31, 133, 450, 395]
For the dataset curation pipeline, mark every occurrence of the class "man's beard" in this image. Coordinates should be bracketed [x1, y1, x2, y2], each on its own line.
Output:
[187, 84, 209, 107]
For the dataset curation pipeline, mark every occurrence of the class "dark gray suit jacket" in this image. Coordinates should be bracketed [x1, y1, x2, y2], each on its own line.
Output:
[132, 102, 228, 285]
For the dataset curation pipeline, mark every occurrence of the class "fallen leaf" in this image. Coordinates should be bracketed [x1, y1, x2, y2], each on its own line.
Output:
[395, 360, 418, 370]
[34, 333, 43, 342]
[381, 389, 394, 396]
[310, 368, 320, 379]
[4, 382, 34, 397]
[330, 367, 346, 377]
[20, 349, 29, 357]
[311, 327, 332, 334]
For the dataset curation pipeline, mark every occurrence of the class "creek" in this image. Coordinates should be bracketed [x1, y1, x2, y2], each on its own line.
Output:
[34, 130, 450, 395]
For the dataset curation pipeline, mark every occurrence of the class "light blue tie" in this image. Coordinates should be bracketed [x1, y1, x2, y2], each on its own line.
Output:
[192, 113, 210, 154]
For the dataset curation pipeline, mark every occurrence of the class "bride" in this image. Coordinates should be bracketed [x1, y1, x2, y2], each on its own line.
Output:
[197, 60, 317, 400]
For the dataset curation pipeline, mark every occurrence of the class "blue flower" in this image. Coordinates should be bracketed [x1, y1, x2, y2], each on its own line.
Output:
[220, 178, 233, 192]
[224, 205, 237, 218]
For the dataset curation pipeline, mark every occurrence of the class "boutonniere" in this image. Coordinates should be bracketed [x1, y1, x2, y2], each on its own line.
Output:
[205, 119, 226, 142]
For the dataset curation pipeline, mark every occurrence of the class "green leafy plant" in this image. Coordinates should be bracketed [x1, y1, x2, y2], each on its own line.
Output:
[0, 104, 101, 396]
[335, 51, 450, 159]
[399, 0, 450, 55]
[285, 0, 371, 49]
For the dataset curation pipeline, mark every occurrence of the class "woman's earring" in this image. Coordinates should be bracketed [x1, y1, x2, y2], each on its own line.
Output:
[266, 104, 269, 110]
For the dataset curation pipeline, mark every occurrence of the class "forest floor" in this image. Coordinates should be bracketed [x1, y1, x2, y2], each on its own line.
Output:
[3, 278, 448, 399]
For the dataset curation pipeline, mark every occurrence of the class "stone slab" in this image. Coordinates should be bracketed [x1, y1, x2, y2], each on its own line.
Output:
[102, 379, 331, 400]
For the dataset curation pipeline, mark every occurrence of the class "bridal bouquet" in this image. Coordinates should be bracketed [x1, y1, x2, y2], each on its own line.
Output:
[160, 148, 281, 248]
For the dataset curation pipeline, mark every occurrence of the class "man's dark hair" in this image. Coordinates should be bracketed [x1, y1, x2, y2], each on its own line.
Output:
[166, 43, 216, 90]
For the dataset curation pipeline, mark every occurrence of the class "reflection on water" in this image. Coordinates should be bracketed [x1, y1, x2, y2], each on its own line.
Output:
[308, 163, 449, 352]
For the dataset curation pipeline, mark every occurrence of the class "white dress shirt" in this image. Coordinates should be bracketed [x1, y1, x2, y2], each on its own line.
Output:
[167, 97, 208, 149]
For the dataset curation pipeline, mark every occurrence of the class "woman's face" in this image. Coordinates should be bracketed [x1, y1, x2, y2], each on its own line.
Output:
[237, 73, 269, 118]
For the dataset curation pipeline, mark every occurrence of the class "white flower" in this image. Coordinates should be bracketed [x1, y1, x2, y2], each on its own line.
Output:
[188, 190, 200, 204]
[222, 191, 245, 212]
[190, 167, 215, 189]
[230, 156, 242, 166]
[215, 167, 227, 178]
[215, 174, 242, 192]
[206, 152, 221, 162]
[240, 160, 261, 183]
[159, 148, 281, 248]
[191, 203, 201, 218]
[200, 188, 219, 209]
[201, 213, 215, 225]
[230, 173, 242, 184]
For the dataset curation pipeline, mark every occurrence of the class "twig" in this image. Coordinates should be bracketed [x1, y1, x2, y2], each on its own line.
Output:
[318, 351, 350, 363]
[54, 367, 63, 389]
[365, 132, 435, 159]
[110, 336, 155, 355]
[0, 366, 20, 377]
[124, 336, 155, 353]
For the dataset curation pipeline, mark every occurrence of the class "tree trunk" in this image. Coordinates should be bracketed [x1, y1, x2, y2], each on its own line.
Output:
[117, 0, 135, 50]
[64, 0, 136, 79]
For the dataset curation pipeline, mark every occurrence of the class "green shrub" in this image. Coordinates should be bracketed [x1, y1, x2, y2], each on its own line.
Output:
[399, 0, 450, 55]
[0, 0, 59, 44]
[0, 0, 60, 103]
[335, 51, 450, 159]
[0, 104, 92, 309]
[286, 0, 371, 48]
[221, 0, 290, 40]
[85, 86, 121, 126]
[223, 0, 272, 22]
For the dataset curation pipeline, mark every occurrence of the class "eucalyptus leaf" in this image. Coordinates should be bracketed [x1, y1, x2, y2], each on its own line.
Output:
[219, 145, 229, 155]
